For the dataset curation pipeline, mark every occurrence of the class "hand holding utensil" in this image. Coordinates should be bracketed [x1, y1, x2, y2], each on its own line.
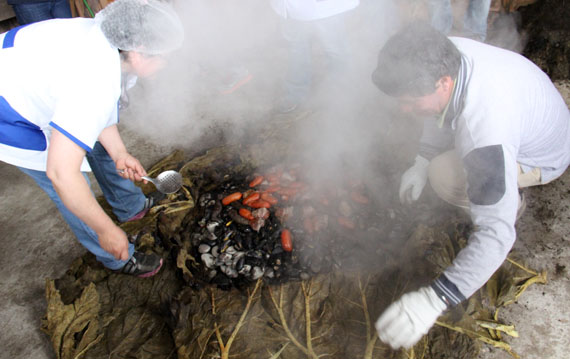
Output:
[118, 169, 183, 194]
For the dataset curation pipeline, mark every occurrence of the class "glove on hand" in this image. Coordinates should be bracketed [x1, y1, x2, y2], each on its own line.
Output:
[375, 286, 447, 349]
[399, 155, 430, 205]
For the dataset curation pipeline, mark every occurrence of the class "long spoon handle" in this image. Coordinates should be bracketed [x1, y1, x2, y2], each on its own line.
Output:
[117, 169, 154, 183]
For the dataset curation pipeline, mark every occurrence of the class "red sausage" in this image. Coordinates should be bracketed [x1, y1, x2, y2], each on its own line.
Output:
[264, 185, 281, 193]
[350, 191, 370, 204]
[278, 188, 298, 197]
[288, 181, 305, 189]
[266, 174, 280, 185]
[261, 193, 278, 205]
[337, 216, 356, 229]
[242, 192, 260, 206]
[249, 175, 265, 188]
[281, 229, 293, 252]
[250, 200, 271, 209]
[239, 208, 255, 221]
[222, 192, 243, 205]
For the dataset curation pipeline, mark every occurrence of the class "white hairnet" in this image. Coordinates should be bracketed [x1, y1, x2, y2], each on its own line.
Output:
[95, 0, 184, 55]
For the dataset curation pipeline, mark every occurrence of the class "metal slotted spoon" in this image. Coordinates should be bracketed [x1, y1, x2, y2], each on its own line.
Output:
[142, 170, 183, 194]
[118, 169, 183, 194]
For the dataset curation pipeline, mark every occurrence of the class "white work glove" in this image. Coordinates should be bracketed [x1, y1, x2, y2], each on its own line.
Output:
[399, 155, 430, 204]
[375, 286, 447, 349]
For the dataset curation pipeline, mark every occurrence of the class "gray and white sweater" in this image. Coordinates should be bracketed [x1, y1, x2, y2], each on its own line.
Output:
[425, 37, 570, 306]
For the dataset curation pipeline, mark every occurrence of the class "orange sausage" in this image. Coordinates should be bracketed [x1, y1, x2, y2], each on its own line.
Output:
[288, 181, 305, 189]
[239, 208, 255, 221]
[266, 174, 280, 185]
[281, 229, 293, 252]
[249, 175, 265, 188]
[222, 192, 243, 205]
[264, 185, 281, 193]
[261, 193, 278, 205]
[337, 216, 356, 229]
[242, 192, 260, 206]
[278, 188, 298, 197]
[250, 200, 271, 209]
[350, 191, 370, 204]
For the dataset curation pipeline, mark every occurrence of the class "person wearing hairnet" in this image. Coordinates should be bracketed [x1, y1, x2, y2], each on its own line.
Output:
[371, 23, 569, 349]
[270, 0, 359, 113]
[0, 0, 185, 277]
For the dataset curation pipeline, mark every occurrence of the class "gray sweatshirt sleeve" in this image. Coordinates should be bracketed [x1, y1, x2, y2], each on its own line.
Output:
[432, 144, 520, 306]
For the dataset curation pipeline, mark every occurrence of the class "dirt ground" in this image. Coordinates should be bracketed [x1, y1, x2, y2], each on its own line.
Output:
[0, 1, 568, 359]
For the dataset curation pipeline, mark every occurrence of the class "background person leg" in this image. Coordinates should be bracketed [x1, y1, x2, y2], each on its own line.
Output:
[427, 0, 453, 34]
[463, 0, 492, 41]
[11, 2, 52, 25]
[50, 0, 72, 19]
[276, 18, 313, 113]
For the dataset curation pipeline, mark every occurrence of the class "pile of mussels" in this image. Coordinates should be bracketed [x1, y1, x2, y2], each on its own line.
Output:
[186, 165, 397, 289]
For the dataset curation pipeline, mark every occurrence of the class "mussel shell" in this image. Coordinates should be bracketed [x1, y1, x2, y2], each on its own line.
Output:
[198, 244, 211, 254]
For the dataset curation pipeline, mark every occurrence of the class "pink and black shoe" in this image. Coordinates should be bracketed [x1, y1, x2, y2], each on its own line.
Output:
[121, 251, 163, 278]
[124, 197, 155, 223]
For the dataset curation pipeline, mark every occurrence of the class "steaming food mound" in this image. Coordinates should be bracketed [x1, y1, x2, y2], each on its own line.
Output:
[184, 162, 405, 290]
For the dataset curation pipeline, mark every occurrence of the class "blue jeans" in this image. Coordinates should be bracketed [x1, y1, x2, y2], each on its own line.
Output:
[428, 0, 491, 41]
[18, 142, 145, 270]
[280, 13, 350, 104]
[86, 142, 146, 223]
[11, 0, 72, 25]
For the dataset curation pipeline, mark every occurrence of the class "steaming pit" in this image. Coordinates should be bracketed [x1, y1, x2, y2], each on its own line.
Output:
[181, 160, 407, 290]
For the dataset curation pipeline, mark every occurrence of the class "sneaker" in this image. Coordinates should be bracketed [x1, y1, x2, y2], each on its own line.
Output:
[121, 251, 163, 278]
[124, 197, 154, 223]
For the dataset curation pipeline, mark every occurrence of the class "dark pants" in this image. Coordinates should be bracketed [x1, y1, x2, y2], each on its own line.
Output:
[11, 0, 72, 25]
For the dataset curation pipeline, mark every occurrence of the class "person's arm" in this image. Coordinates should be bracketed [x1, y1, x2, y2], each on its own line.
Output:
[437, 144, 520, 301]
[376, 144, 520, 349]
[97, 124, 147, 182]
[46, 129, 129, 261]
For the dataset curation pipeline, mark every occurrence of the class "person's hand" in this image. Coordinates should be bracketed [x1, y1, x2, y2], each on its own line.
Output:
[97, 225, 130, 261]
[375, 286, 447, 349]
[399, 155, 430, 204]
[115, 153, 147, 182]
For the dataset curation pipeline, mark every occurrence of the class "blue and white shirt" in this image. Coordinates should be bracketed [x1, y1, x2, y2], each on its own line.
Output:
[0, 17, 121, 171]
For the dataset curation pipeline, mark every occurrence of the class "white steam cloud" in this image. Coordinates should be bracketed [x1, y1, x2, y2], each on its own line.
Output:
[121, 0, 523, 184]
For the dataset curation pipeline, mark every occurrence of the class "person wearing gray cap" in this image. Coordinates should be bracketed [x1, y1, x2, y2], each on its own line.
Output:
[0, 0, 184, 277]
